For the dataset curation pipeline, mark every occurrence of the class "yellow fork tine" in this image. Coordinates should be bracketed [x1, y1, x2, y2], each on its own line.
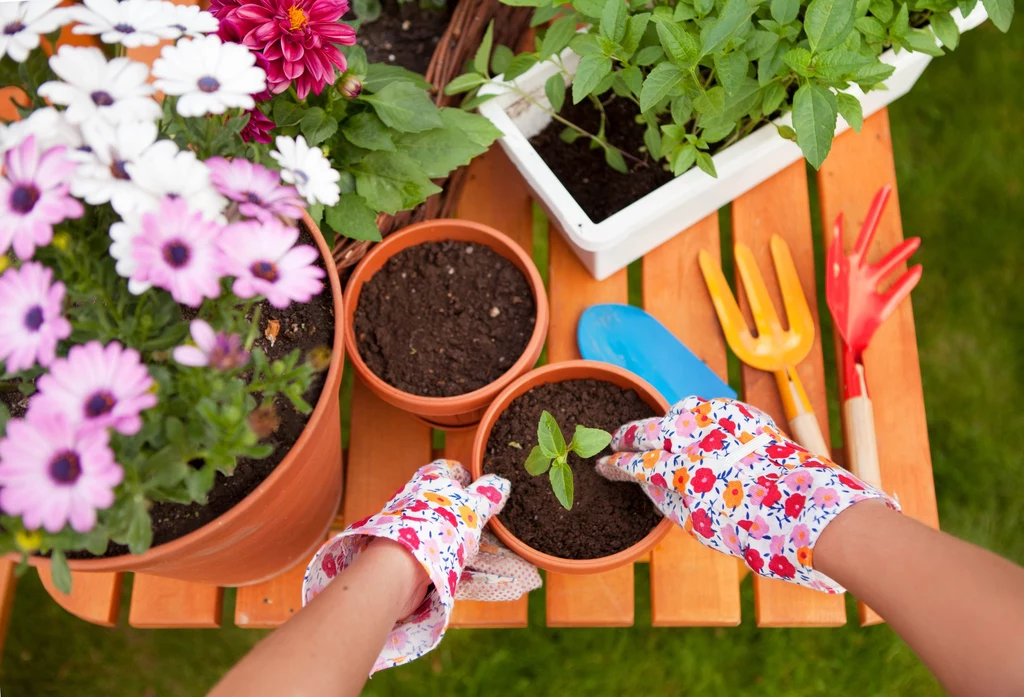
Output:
[698, 250, 760, 365]
[733, 243, 785, 341]
[769, 235, 815, 362]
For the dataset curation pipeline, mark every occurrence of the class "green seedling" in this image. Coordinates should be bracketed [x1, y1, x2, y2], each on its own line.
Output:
[523, 410, 612, 510]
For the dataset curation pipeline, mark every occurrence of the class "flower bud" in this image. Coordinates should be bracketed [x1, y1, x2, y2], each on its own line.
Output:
[307, 345, 332, 371]
[0, 255, 9, 274]
[249, 404, 282, 440]
[52, 232, 71, 252]
[339, 74, 362, 99]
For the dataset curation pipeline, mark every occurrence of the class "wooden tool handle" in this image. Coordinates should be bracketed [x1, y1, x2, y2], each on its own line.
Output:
[843, 394, 882, 488]
[788, 413, 830, 458]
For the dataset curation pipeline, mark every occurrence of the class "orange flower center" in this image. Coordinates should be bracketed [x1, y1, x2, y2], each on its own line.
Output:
[287, 5, 308, 30]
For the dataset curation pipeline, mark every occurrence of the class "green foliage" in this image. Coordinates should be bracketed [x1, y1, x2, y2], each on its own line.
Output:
[523, 411, 612, 510]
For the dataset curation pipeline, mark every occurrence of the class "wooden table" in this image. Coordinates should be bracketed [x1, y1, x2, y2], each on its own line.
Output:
[0, 108, 938, 647]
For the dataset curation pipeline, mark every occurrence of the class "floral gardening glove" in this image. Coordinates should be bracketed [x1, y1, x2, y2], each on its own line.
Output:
[302, 460, 541, 673]
[597, 397, 899, 593]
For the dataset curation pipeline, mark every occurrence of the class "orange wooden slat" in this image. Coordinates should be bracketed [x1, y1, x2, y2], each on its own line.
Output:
[0, 560, 16, 657]
[37, 568, 122, 627]
[454, 147, 535, 250]
[731, 161, 847, 627]
[643, 214, 742, 626]
[545, 229, 634, 627]
[128, 574, 222, 628]
[817, 109, 937, 626]
[234, 560, 308, 628]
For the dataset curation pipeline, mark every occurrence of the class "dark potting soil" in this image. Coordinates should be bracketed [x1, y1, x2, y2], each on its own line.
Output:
[352, 0, 453, 75]
[354, 240, 536, 398]
[530, 92, 673, 224]
[483, 379, 662, 560]
[67, 222, 334, 558]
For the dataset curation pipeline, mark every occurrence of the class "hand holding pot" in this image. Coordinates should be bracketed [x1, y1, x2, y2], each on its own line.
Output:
[597, 397, 898, 592]
[302, 460, 540, 674]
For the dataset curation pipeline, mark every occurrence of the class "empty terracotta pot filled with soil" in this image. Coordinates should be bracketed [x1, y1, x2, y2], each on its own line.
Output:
[471, 360, 673, 574]
[344, 219, 548, 427]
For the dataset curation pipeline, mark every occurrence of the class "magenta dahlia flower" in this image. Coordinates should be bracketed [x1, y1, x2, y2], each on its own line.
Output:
[0, 135, 84, 260]
[173, 319, 249, 371]
[219, 218, 325, 309]
[32, 341, 157, 436]
[130, 197, 224, 307]
[0, 410, 122, 534]
[241, 106, 275, 143]
[229, 0, 355, 100]
[0, 262, 71, 373]
[206, 157, 303, 223]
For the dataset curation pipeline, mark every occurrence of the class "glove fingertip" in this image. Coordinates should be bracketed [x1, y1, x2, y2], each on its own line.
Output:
[467, 474, 511, 516]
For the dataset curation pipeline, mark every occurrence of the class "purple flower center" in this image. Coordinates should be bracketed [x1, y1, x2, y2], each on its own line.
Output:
[3, 21, 25, 35]
[251, 261, 279, 283]
[113, 23, 136, 33]
[84, 390, 117, 419]
[162, 241, 191, 268]
[198, 76, 220, 93]
[110, 160, 130, 181]
[171, 23, 187, 31]
[49, 450, 82, 485]
[209, 334, 248, 371]
[91, 90, 115, 107]
[23, 305, 44, 331]
[244, 191, 261, 204]
[10, 184, 40, 214]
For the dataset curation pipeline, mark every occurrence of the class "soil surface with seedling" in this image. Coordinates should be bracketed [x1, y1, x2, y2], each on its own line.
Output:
[355, 240, 536, 397]
[353, 0, 453, 75]
[531, 91, 673, 224]
[484, 379, 662, 559]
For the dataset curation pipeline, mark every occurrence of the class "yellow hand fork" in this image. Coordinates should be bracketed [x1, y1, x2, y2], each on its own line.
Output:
[698, 235, 830, 457]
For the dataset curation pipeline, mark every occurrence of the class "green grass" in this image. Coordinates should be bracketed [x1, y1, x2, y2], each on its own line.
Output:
[4, 22, 1023, 695]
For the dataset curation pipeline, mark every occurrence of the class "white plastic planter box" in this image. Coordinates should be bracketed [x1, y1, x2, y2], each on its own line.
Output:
[478, 6, 989, 280]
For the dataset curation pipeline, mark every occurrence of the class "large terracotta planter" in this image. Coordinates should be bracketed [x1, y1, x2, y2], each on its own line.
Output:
[344, 219, 549, 428]
[28, 211, 345, 587]
[471, 360, 673, 574]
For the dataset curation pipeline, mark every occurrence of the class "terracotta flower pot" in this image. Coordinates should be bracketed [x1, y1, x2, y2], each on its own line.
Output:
[471, 360, 674, 574]
[28, 211, 345, 586]
[344, 219, 549, 428]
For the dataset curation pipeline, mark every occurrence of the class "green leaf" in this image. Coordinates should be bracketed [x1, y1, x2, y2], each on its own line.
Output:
[849, 60, 895, 85]
[572, 53, 612, 103]
[50, 549, 72, 595]
[342, 45, 369, 78]
[444, 72, 488, 95]
[868, 0, 894, 21]
[0, 402, 8, 440]
[743, 29, 780, 60]
[326, 194, 383, 241]
[958, 0, 978, 19]
[343, 112, 395, 150]
[571, 425, 613, 457]
[307, 202, 324, 226]
[639, 62, 685, 112]
[440, 108, 504, 147]
[657, 20, 700, 66]
[634, 45, 665, 65]
[890, 3, 909, 38]
[762, 80, 787, 114]
[758, 42, 784, 85]
[363, 63, 432, 92]
[573, 0, 608, 16]
[771, 0, 801, 25]
[570, 33, 602, 56]
[538, 410, 567, 457]
[501, 0, 546, 5]
[354, 0, 382, 20]
[671, 94, 693, 123]
[902, 27, 944, 55]
[813, 46, 874, 79]
[127, 501, 154, 555]
[720, 77, 761, 121]
[805, 0, 857, 52]
[545, 73, 566, 112]
[604, 146, 628, 173]
[981, 0, 1013, 31]
[701, 117, 736, 143]
[674, 2, 697, 20]
[714, 51, 749, 94]
[542, 15, 578, 57]
[363, 82, 443, 132]
[620, 65, 643, 96]
[696, 150, 718, 177]
[475, 21, 494, 74]
[491, 44, 515, 74]
[854, 15, 886, 41]
[398, 110, 497, 177]
[531, 2, 561, 26]
[601, 0, 628, 41]
[352, 151, 442, 214]
[671, 143, 698, 174]
[836, 92, 863, 131]
[792, 82, 838, 169]
[549, 461, 575, 510]
[272, 100, 304, 127]
[623, 12, 652, 53]
[560, 127, 582, 143]
[693, 85, 726, 118]
[299, 107, 338, 146]
[700, 0, 756, 55]
[503, 53, 539, 81]
[524, 445, 552, 475]
[929, 11, 960, 48]
[644, 123, 663, 158]
[695, 0, 715, 17]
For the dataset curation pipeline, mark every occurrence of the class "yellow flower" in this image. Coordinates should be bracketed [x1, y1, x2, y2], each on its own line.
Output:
[641, 450, 661, 470]
[458, 505, 479, 529]
[694, 402, 714, 426]
[722, 480, 744, 508]
[0, 255, 9, 274]
[15, 530, 41, 552]
[424, 492, 452, 507]
[51, 232, 71, 252]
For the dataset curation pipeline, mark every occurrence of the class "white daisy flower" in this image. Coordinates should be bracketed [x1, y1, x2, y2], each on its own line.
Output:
[124, 144, 227, 220]
[72, 120, 171, 216]
[108, 212, 151, 295]
[153, 35, 265, 117]
[69, 0, 177, 48]
[160, 2, 218, 39]
[0, 107, 85, 156]
[38, 46, 160, 127]
[0, 0, 71, 63]
[270, 135, 341, 207]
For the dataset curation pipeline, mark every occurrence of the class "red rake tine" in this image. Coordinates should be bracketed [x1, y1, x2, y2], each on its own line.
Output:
[853, 184, 893, 260]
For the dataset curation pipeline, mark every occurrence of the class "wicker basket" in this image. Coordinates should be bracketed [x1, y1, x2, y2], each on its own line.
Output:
[331, 0, 532, 272]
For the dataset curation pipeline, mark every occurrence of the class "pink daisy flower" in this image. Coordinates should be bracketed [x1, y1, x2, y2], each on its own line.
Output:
[173, 319, 249, 371]
[219, 218, 324, 309]
[0, 410, 122, 534]
[0, 263, 71, 373]
[206, 157, 303, 223]
[229, 0, 355, 99]
[0, 136, 83, 259]
[32, 341, 157, 436]
[130, 197, 224, 307]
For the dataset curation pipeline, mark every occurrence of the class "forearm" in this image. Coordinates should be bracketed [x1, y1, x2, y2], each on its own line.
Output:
[208, 539, 429, 697]
[816, 501, 1024, 697]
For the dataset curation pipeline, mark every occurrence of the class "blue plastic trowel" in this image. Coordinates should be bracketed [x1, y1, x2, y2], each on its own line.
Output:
[577, 303, 736, 403]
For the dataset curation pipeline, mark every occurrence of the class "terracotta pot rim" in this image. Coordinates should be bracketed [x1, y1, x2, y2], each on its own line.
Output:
[342, 219, 549, 417]
[471, 360, 674, 574]
[46, 210, 346, 572]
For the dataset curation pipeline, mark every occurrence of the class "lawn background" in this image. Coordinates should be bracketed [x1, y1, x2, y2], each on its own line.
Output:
[2, 18, 1022, 696]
